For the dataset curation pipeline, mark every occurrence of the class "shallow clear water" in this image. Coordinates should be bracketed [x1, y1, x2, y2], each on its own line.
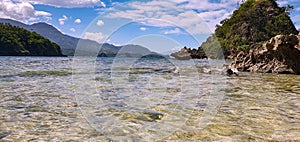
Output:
[0, 57, 299, 141]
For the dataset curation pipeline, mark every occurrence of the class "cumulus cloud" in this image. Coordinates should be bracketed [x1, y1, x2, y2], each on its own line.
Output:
[74, 18, 81, 24]
[140, 27, 147, 31]
[169, 0, 229, 11]
[16, 0, 106, 8]
[97, 19, 104, 26]
[0, 0, 51, 22]
[35, 11, 52, 17]
[58, 15, 68, 25]
[70, 28, 76, 32]
[83, 32, 106, 43]
[170, 46, 182, 51]
[164, 28, 181, 34]
[197, 9, 232, 30]
[105, 0, 236, 34]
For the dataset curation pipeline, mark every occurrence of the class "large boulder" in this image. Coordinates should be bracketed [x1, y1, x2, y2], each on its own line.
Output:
[230, 33, 300, 74]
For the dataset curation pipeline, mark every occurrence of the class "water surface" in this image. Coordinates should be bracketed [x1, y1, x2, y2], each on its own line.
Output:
[0, 57, 299, 141]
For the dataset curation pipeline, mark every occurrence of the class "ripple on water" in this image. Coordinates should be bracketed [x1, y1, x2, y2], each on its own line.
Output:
[0, 57, 299, 141]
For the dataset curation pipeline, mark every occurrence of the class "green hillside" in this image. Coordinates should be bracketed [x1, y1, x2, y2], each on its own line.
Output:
[200, 0, 298, 58]
[0, 23, 63, 56]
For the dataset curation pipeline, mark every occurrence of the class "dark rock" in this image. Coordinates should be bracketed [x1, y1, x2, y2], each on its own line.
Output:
[0, 131, 11, 139]
[171, 47, 207, 60]
[230, 33, 300, 74]
[170, 47, 191, 60]
[142, 110, 164, 122]
[134, 110, 164, 122]
[226, 68, 239, 76]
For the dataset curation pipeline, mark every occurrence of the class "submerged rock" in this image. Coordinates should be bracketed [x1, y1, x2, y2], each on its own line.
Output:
[230, 33, 300, 75]
[141, 110, 164, 122]
[132, 110, 164, 122]
[0, 131, 11, 139]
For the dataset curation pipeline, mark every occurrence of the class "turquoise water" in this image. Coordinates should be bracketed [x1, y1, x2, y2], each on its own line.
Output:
[0, 57, 299, 141]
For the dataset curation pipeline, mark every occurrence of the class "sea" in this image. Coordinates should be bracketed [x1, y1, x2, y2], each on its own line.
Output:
[0, 56, 299, 141]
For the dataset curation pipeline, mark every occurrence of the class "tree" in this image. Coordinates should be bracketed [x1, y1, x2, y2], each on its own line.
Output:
[200, 0, 298, 58]
[0, 23, 63, 56]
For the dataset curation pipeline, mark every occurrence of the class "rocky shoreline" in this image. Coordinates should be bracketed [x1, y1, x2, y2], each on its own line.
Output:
[171, 33, 300, 75]
[170, 0, 300, 75]
[230, 33, 300, 75]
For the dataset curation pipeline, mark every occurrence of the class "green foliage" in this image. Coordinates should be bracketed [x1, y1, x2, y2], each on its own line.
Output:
[201, 0, 298, 58]
[0, 23, 63, 56]
[199, 35, 225, 58]
[237, 45, 250, 52]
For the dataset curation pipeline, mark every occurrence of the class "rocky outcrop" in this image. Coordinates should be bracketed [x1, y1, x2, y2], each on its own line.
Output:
[198, 0, 298, 59]
[171, 47, 207, 60]
[230, 33, 300, 74]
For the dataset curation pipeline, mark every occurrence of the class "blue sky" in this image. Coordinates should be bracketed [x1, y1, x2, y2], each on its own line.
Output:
[1, 0, 300, 53]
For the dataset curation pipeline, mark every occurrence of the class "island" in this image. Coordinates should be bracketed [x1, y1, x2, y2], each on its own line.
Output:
[171, 0, 300, 74]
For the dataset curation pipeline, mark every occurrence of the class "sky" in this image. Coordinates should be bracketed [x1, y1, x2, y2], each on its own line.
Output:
[0, 0, 300, 53]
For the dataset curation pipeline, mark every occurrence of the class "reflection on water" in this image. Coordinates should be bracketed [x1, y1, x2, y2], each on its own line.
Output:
[0, 57, 299, 141]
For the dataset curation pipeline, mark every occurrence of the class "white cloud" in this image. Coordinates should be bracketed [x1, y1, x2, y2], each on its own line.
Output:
[164, 28, 181, 34]
[35, 11, 51, 17]
[277, 0, 289, 6]
[198, 9, 228, 20]
[17, 0, 106, 8]
[140, 27, 147, 31]
[97, 19, 104, 26]
[58, 15, 68, 25]
[273, 0, 299, 6]
[70, 28, 76, 32]
[74, 18, 81, 24]
[197, 9, 232, 30]
[0, 0, 106, 23]
[0, 0, 51, 23]
[292, 15, 300, 30]
[111, 42, 121, 46]
[83, 32, 106, 43]
[170, 0, 236, 11]
[105, 0, 236, 34]
[170, 46, 182, 51]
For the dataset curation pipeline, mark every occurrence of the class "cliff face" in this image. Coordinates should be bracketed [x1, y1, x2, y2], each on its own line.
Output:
[230, 33, 300, 74]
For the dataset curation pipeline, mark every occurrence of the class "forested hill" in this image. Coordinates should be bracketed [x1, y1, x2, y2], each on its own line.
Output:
[200, 0, 298, 58]
[0, 23, 63, 56]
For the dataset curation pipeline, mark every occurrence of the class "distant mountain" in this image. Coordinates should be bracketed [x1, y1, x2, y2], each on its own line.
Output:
[0, 23, 63, 56]
[0, 18, 155, 57]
